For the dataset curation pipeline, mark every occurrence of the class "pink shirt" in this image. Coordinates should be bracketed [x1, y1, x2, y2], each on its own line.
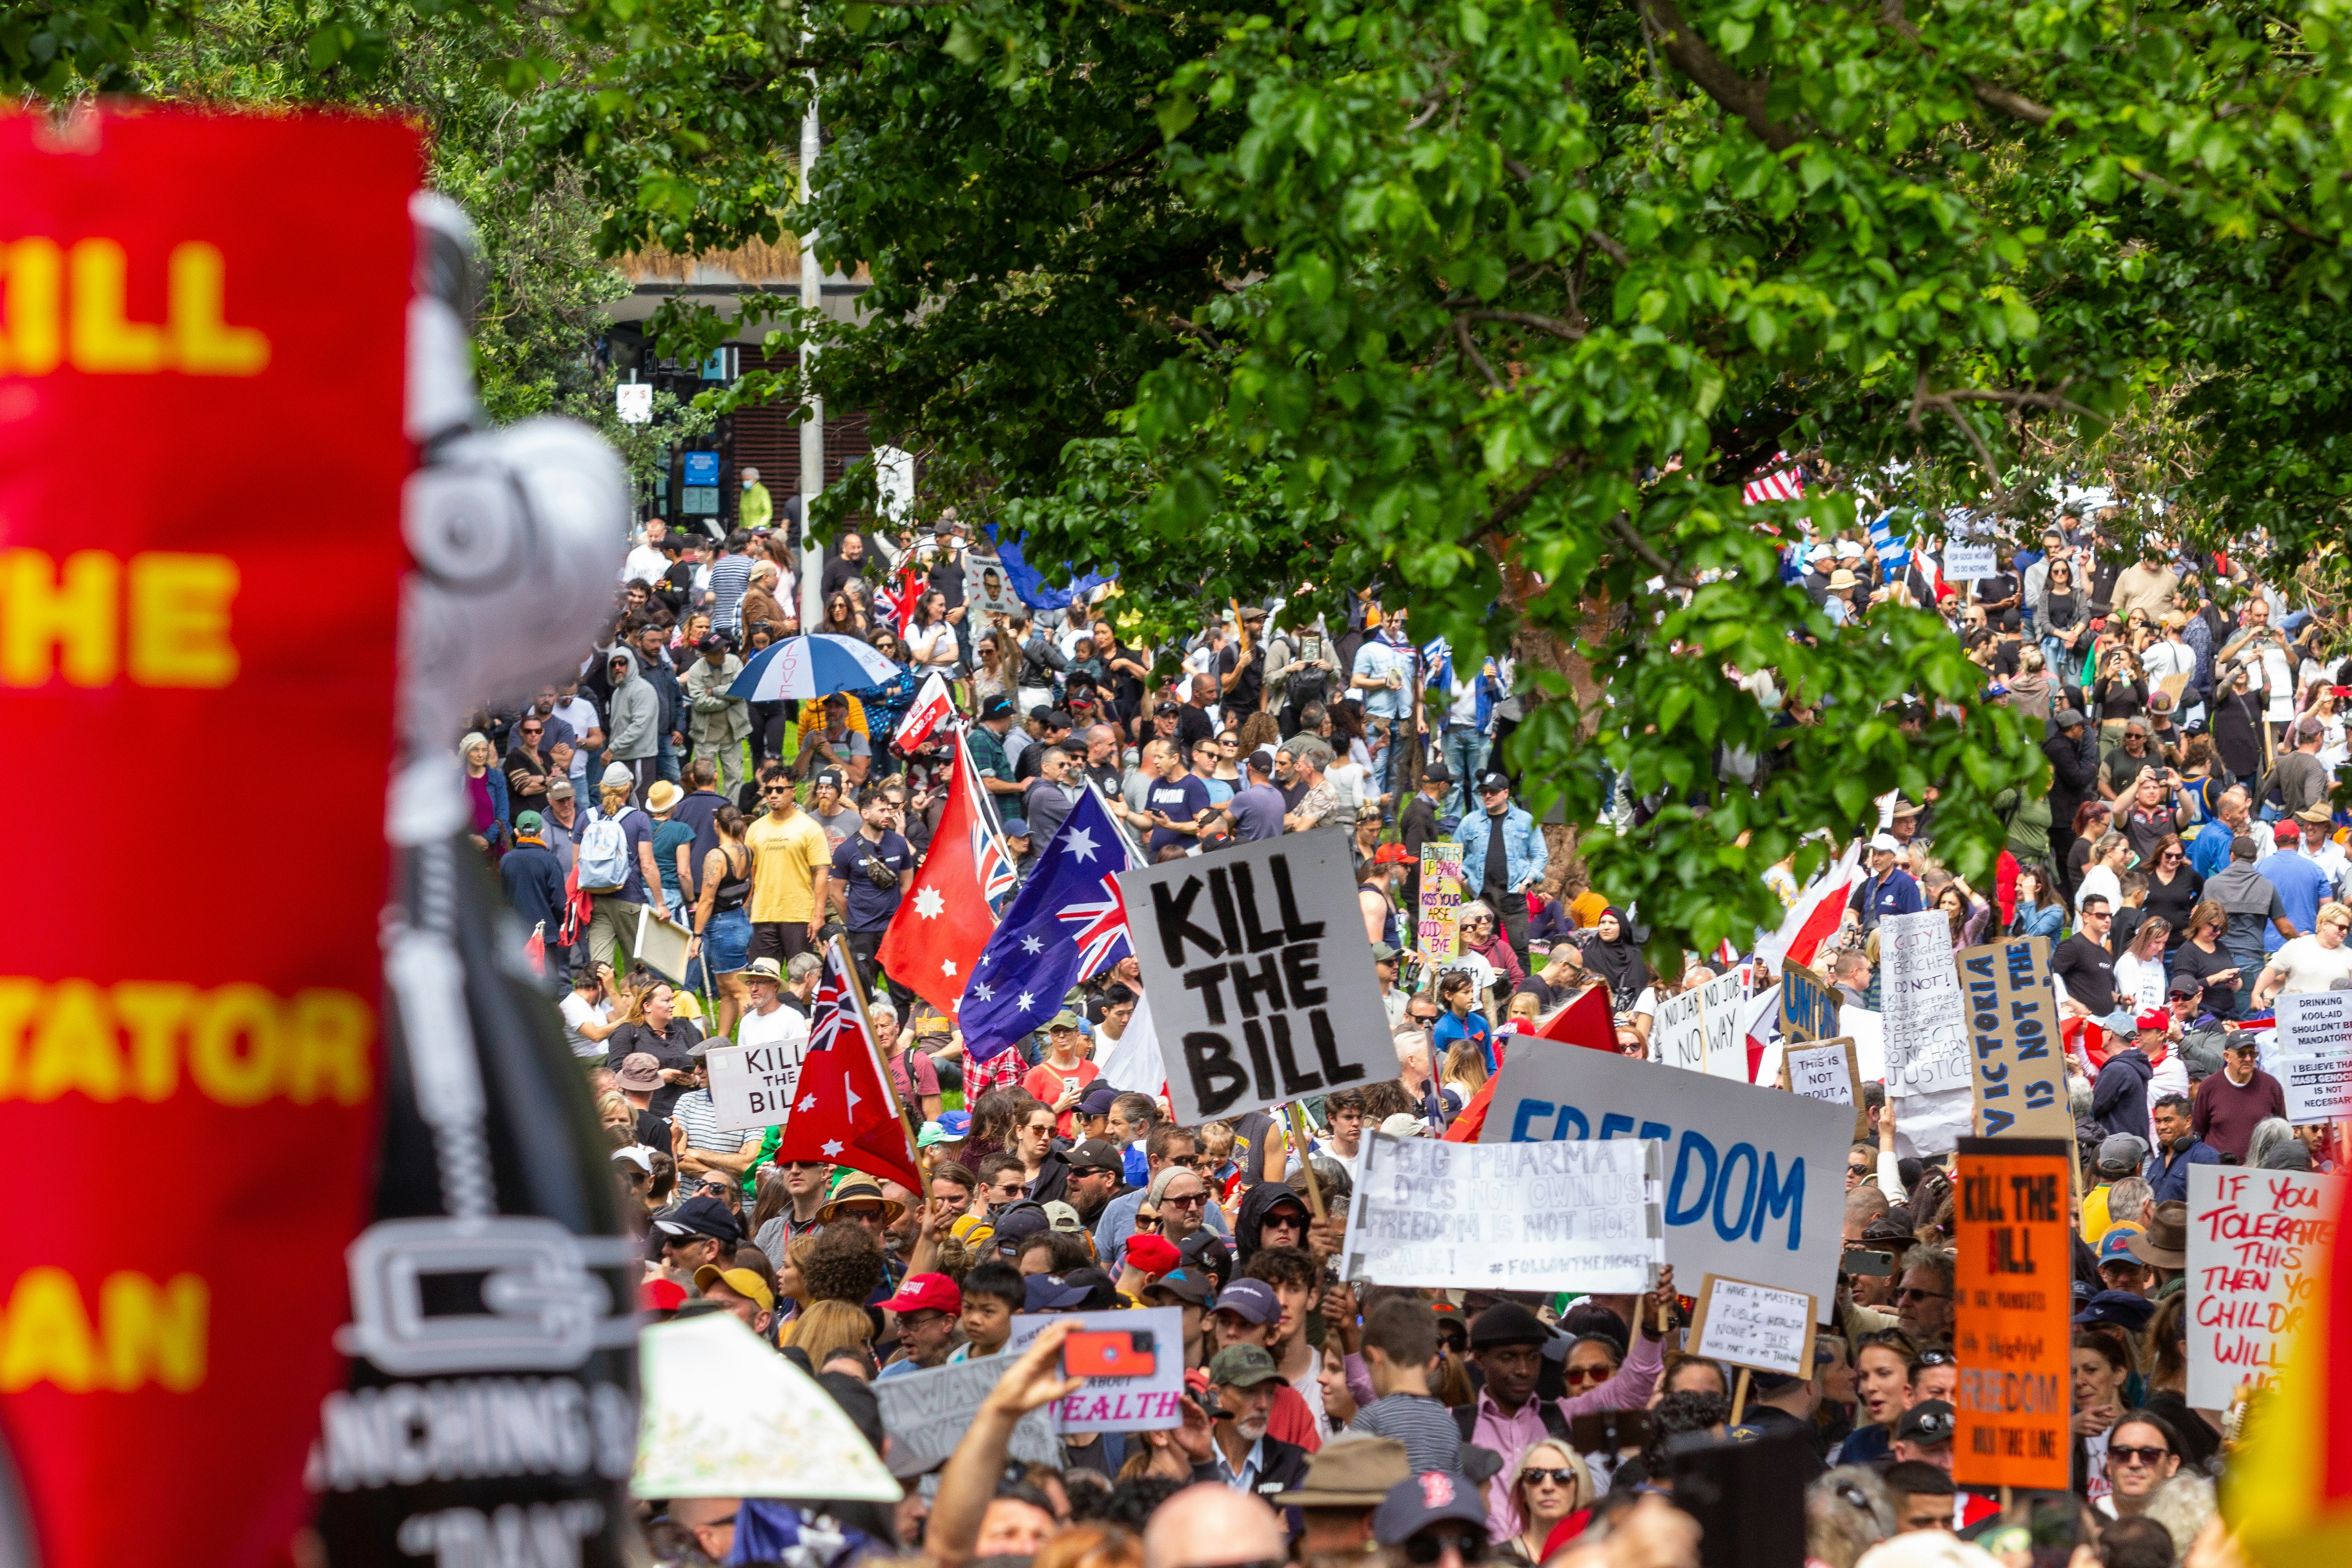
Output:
[1471, 1332, 1663, 1540]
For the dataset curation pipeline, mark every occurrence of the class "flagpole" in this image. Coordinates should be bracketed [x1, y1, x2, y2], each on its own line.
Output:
[829, 932, 921, 1150]
[1083, 775, 1142, 869]
[960, 725, 1018, 860]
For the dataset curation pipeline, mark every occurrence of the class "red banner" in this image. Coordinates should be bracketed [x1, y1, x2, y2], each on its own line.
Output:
[0, 111, 417, 1568]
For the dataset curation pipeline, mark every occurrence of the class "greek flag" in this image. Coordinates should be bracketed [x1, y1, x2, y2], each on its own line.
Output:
[1867, 510, 1908, 571]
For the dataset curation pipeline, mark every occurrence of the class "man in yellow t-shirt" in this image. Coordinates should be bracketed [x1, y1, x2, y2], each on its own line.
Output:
[744, 763, 833, 962]
[2078, 1133, 2148, 1243]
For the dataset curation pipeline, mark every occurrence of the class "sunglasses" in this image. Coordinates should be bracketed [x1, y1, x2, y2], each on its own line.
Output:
[1163, 1191, 1208, 1208]
[1896, 1288, 1951, 1306]
[1522, 1468, 1582, 1488]
[1263, 1212, 1306, 1230]
[520, 724, 544, 734]
[1136, 1212, 1161, 1229]
[762, 785, 792, 795]
[1847, 1161, 1871, 1176]
[1403, 1533, 1489, 1566]
[2110, 1445, 2172, 1467]
[1561, 1365, 1612, 1386]
[1914, 1348, 1956, 1367]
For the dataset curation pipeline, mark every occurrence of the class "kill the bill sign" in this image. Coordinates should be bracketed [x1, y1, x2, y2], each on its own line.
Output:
[1951, 1138, 2073, 1492]
[0, 114, 418, 1567]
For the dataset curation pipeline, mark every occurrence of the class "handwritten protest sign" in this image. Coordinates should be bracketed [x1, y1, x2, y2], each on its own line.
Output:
[1951, 1138, 2072, 1490]
[1120, 836, 1391, 1125]
[1690, 1275, 1816, 1378]
[1783, 1039, 1866, 1138]
[1341, 1133, 1663, 1294]
[1419, 843, 1464, 961]
[2187, 1166, 2341, 1408]
[1880, 910, 1975, 1156]
[2270, 993, 2352, 1122]
[1656, 971, 1748, 1080]
[1957, 937, 2071, 1140]
[1780, 962, 1841, 1044]
[873, 1356, 1063, 1477]
[704, 1040, 810, 1134]
[1482, 1045, 1849, 1302]
[1005, 1307, 1186, 1433]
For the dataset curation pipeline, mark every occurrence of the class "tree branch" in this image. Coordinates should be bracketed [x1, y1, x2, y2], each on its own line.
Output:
[1635, 0, 1798, 153]
[1460, 307, 1587, 342]
[1611, 512, 1696, 591]
[1485, 450, 1579, 535]
[1455, 316, 1504, 391]
[1069, 134, 1166, 180]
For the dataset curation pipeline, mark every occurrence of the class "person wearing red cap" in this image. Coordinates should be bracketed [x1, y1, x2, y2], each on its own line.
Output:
[877, 1273, 964, 1379]
[2091, 1011, 2161, 1144]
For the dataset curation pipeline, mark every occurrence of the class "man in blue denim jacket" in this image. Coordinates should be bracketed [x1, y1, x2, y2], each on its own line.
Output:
[1453, 771, 1547, 965]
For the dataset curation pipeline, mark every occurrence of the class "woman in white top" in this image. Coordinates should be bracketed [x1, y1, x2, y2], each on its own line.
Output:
[905, 591, 965, 676]
[2298, 682, 2348, 770]
[2253, 900, 2352, 1004]
[2114, 915, 2171, 1013]
[2076, 830, 2130, 917]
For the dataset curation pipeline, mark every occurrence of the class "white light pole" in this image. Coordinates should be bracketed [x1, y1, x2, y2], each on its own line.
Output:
[796, 87, 827, 632]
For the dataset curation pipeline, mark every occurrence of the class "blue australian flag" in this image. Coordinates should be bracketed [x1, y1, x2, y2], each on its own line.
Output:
[961, 788, 1135, 1063]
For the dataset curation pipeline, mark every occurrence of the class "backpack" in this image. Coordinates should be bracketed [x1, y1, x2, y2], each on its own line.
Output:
[578, 810, 632, 894]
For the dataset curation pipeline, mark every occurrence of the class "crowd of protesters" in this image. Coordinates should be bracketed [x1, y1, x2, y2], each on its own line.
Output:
[456, 492, 2343, 1568]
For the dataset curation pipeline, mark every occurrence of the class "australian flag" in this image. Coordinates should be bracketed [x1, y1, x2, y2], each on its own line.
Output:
[960, 788, 1135, 1063]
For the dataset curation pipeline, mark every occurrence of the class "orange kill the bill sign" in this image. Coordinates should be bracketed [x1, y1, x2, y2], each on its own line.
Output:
[1951, 1136, 2074, 1492]
[0, 112, 417, 1568]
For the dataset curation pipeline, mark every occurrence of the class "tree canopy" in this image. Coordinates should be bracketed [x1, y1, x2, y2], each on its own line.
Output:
[19, 0, 2352, 958]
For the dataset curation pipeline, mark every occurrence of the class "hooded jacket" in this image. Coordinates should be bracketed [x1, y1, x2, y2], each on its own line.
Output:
[1233, 1180, 1310, 1266]
[605, 647, 660, 761]
[2091, 1048, 2155, 1143]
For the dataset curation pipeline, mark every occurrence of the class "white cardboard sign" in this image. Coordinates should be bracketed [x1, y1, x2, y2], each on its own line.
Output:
[1340, 1132, 1664, 1295]
[1879, 909, 1974, 1156]
[1690, 1274, 1818, 1378]
[1654, 970, 1748, 1080]
[1004, 1307, 1187, 1433]
[2271, 992, 2352, 1122]
[2186, 1166, 2341, 1408]
[1117, 835, 1393, 1125]
[1479, 1044, 1851, 1303]
[873, 1355, 1063, 1477]
[705, 1040, 808, 1135]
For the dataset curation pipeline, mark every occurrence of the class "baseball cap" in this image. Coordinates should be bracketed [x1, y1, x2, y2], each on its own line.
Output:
[2096, 1227, 2144, 1266]
[1042, 1200, 1088, 1235]
[693, 1264, 776, 1314]
[614, 1052, 664, 1092]
[654, 1195, 743, 1246]
[2167, 974, 2201, 997]
[1155, 700, 1181, 716]
[2135, 1007, 2170, 1033]
[1002, 817, 1031, 838]
[1065, 1137, 1125, 1175]
[1371, 941, 1402, 962]
[1210, 1277, 1280, 1325]
[2095, 1133, 2149, 1177]
[611, 1146, 653, 1174]
[1246, 748, 1278, 774]
[916, 1120, 960, 1149]
[2073, 1289, 2157, 1331]
[1024, 1273, 1094, 1312]
[1275, 1436, 1413, 1508]
[1207, 1343, 1285, 1387]
[2053, 707, 2087, 728]
[1420, 760, 1450, 783]
[514, 809, 545, 836]
[2274, 819, 2303, 846]
[1378, 1112, 1426, 1138]
[1868, 832, 1902, 853]
[880, 1273, 963, 1317]
[981, 696, 1014, 720]
[1078, 1084, 1120, 1117]
[698, 632, 727, 652]
[642, 1278, 688, 1312]
[1475, 770, 1511, 795]
[1372, 843, 1412, 866]
[600, 761, 634, 789]
[1145, 1267, 1214, 1306]
[1373, 1472, 1489, 1546]
[546, 777, 574, 799]
[1894, 1401, 1956, 1447]
[936, 1109, 973, 1138]
[1049, 1010, 1085, 1032]
[991, 1203, 1051, 1255]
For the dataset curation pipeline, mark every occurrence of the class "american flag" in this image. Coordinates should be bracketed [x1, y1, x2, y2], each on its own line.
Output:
[1740, 453, 1806, 505]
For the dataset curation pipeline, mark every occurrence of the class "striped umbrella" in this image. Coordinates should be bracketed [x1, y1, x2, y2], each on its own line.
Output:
[726, 633, 903, 701]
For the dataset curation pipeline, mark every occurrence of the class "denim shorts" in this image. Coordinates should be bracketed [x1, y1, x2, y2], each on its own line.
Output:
[694, 906, 752, 986]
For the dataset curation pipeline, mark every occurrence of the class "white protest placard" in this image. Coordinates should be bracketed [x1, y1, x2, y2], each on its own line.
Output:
[1652, 971, 1747, 1080]
[1004, 1307, 1186, 1432]
[634, 906, 696, 983]
[873, 1355, 1063, 1477]
[1480, 1043, 1851, 1302]
[1943, 543, 1997, 582]
[1690, 1274, 1818, 1378]
[616, 381, 654, 424]
[2270, 993, 2352, 1122]
[1340, 1132, 1664, 1294]
[1784, 1039, 1866, 1139]
[2186, 1166, 2342, 1408]
[1118, 835, 1392, 1126]
[704, 1039, 809, 1135]
[1879, 909, 1974, 1157]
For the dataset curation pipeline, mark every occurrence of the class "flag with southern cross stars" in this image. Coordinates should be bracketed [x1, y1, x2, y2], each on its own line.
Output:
[960, 787, 1135, 1063]
[876, 729, 1006, 1018]
[774, 936, 922, 1191]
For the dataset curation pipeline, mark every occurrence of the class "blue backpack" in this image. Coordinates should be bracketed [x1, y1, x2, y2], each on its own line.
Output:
[577, 811, 632, 893]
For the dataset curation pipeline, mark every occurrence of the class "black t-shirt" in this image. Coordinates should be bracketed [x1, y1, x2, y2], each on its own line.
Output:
[1986, 640, 2023, 679]
[634, 1107, 671, 1153]
[2172, 939, 2243, 1007]
[1220, 644, 1264, 715]
[503, 745, 551, 818]
[1976, 572, 2019, 607]
[2144, 867, 2204, 946]
[606, 1019, 703, 1116]
[1174, 705, 1215, 750]
[832, 829, 912, 932]
[822, 555, 866, 603]
[930, 559, 966, 610]
[1482, 811, 1511, 902]
[2052, 933, 2118, 1013]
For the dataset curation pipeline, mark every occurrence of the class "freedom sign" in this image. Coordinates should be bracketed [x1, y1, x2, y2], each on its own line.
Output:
[0, 112, 416, 1568]
[1480, 1044, 1850, 1302]
[1119, 835, 1392, 1125]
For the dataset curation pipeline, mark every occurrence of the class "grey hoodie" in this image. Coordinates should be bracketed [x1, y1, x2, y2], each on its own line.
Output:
[605, 646, 660, 761]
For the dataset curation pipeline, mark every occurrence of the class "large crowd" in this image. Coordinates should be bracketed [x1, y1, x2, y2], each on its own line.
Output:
[456, 494, 2348, 1568]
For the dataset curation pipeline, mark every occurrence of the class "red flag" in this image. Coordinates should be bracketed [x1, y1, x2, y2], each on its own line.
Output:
[1756, 839, 1860, 972]
[776, 940, 923, 1190]
[892, 668, 956, 752]
[878, 565, 925, 635]
[876, 731, 999, 1015]
[1537, 983, 1617, 1050]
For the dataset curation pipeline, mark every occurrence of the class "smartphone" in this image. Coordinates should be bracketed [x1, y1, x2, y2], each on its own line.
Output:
[1063, 1329, 1157, 1379]
[1842, 1248, 1896, 1277]
[1063, 1075, 1081, 1098]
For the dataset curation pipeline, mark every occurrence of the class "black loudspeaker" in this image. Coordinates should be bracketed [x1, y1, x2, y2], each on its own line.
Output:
[1668, 1430, 1809, 1568]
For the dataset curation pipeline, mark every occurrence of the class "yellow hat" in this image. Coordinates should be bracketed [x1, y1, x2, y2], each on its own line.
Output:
[692, 1264, 776, 1314]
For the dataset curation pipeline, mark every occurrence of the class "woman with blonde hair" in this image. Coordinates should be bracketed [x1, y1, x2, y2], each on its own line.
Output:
[1440, 1037, 1490, 1102]
[1499, 1440, 1593, 1563]
[786, 1298, 875, 1371]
